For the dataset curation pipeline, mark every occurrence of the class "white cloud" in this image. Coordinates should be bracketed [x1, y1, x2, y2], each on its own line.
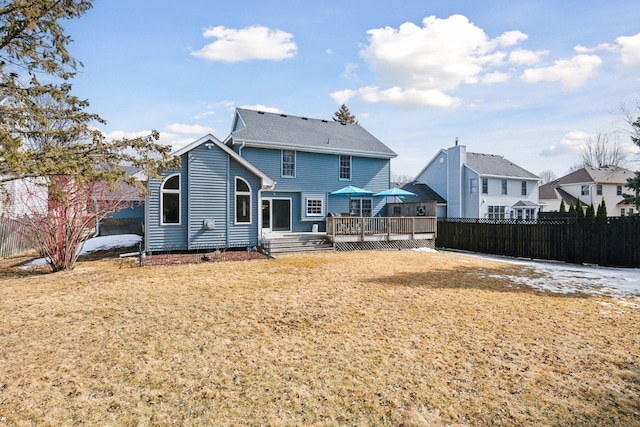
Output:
[326, 48, 335, 55]
[329, 89, 357, 105]
[509, 48, 548, 65]
[193, 110, 216, 120]
[616, 33, 640, 67]
[238, 104, 283, 114]
[540, 130, 591, 157]
[341, 15, 528, 109]
[521, 54, 602, 89]
[165, 123, 215, 135]
[191, 25, 297, 62]
[340, 63, 360, 81]
[481, 71, 511, 84]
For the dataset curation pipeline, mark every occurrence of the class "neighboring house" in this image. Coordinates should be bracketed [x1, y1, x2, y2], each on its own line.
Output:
[0, 177, 47, 218]
[144, 108, 397, 252]
[414, 143, 541, 219]
[539, 166, 636, 216]
[393, 181, 448, 218]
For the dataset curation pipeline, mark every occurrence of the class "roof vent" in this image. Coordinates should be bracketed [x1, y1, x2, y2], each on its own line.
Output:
[280, 114, 287, 117]
[340, 122, 347, 125]
[258, 111, 265, 114]
[321, 120, 328, 123]
[301, 117, 308, 120]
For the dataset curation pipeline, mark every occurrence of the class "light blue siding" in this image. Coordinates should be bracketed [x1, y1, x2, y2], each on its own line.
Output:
[228, 159, 261, 246]
[186, 144, 229, 250]
[146, 159, 189, 251]
[240, 147, 390, 230]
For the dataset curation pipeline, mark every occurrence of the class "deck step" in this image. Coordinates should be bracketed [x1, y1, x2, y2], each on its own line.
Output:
[265, 235, 334, 255]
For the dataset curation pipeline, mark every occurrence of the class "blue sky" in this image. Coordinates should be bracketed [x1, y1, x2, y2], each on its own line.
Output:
[65, 0, 640, 179]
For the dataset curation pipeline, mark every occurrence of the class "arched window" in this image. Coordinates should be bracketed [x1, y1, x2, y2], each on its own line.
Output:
[161, 174, 180, 225]
[235, 177, 251, 224]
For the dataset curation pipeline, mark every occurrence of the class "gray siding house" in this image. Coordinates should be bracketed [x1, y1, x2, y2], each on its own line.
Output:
[145, 108, 397, 252]
[415, 144, 540, 219]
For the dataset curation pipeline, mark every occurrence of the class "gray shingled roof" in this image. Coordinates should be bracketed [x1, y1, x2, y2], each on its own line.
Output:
[539, 180, 579, 205]
[394, 182, 447, 204]
[557, 166, 634, 185]
[466, 152, 539, 179]
[228, 108, 396, 158]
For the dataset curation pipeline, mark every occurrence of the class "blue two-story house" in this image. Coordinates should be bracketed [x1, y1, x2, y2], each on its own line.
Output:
[144, 108, 397, 252]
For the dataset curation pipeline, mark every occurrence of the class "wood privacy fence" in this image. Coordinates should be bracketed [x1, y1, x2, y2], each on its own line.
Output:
[436, 217, 640, 268]
[0, 217, 36, 258]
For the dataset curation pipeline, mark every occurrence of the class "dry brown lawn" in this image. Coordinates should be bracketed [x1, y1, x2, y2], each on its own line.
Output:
[0, 250, 639, 426]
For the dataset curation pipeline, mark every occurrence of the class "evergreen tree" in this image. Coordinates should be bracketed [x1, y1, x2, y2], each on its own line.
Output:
[568, 202, 575, 213]
[585, 203, 595, 218]
[622, 110, 640, 209]
[333, 104, 358, 124]
[559, 199, 566, 213]
[596, 200, 607, 222]
[576, 199, 584, 218]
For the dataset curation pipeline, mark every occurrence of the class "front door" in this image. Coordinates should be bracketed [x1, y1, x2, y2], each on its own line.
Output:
[262, 198, 291, 232]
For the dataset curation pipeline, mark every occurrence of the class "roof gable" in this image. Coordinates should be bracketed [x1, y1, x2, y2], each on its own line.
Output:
[172, 134, 274, 189]
[227, 108, 397, 159]
[557, 166, 635, 185]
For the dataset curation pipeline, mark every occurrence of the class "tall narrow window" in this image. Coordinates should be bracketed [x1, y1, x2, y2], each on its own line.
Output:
[470, 178, 477, 194]
[235, 177, 251, 224]
[501, 180, 507, 195]
[482, 178, 488, 194]
[596, 184, 602, 195]
[339, 155, 351, 180]
[282, 150, 295, 177]
[617, 185, 623, 195]
[521, 181, 527, 196]
[161, 174, 180, 225]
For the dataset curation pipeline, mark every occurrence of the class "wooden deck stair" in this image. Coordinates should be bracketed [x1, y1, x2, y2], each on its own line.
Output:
[264, 234, 334, 255]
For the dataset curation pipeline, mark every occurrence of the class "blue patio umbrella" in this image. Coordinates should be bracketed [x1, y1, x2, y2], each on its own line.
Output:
[373, 188, 417, 197]
[329, 185, 374, 197]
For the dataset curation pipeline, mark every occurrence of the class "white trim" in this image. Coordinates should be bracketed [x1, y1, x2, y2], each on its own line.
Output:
[232, 139, 397, 159]
[339, 154, 352, 181]
[160, 173, 181, 226]
[281, 149, 296, 178]
[305, 198, 324, 217]
[234, 176, 252, 225]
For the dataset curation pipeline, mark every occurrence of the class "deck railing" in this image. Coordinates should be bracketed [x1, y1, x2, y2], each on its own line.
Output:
[326, 216, 437, 242]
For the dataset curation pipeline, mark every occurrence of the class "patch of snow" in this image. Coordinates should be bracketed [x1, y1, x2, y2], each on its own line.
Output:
[455, 251, 640, 300]
[19, 234, 142, 270]
[412, 247, 438, 253]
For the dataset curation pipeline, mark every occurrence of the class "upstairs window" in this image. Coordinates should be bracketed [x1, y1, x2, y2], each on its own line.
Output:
[521, 181, 527, 196]
[482, 178, 488, 194]
[161, 174, 180, 225]
[581, 185, 590, 196]
[235, 177, 251, 224]
[617, 185, 623, 195]
[339, 155, 351, 180]
[596, 184, 602, 195]
[501, 180, 507, 195]
[282, 150, 296, 177]
[470, 178, 477, 194]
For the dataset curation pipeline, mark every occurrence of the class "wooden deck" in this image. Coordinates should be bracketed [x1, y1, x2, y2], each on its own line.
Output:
[326, 216, 437, 243]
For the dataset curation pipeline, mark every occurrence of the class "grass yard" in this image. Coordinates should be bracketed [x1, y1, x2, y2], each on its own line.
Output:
[0, 250, 639, 426]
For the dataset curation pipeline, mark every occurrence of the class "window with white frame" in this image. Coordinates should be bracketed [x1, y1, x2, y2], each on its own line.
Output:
[282, 150, 295, 177]
[487, 205, 506, 219]
[521, 181, 527, 196]
[349, 198, 372, 217]
[470, 178, 477, 194]
[306, 198, 323, 216]
[621, 208, 626, 216]
[339, 155, 351, 180]
[482, 178, 488, 194]
[581, 185, 589, 196]
[617, 185, 623, 195]
[161, 174, 180, 225]
[235, 177, 251, 224]
[501, 180, 507, 195]
[596, 184, 602, 195]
